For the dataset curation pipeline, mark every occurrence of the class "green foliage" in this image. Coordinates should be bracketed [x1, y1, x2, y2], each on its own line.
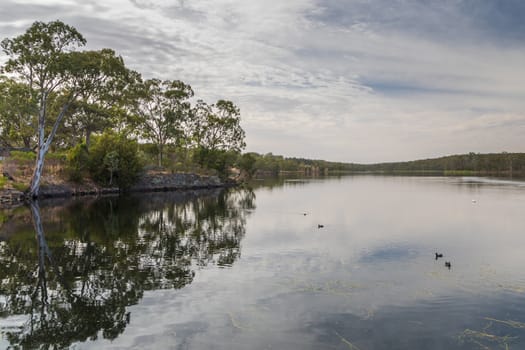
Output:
[60, 49, 138, 149]
[240, 151, 525, 177]
[190, 99, 246, 153]
[0, 77, 37, 148]
[9, 150, 35, 162]
[88, 132, 143, 189]
[237, 152, 258, 176]
[342, 152, 523, 175]
[1, 20, 249, 188]
[103, 151, 119, 186]
[0, 175, 6, 189]
[66, 143, 89, 182]
[194, 147, 238, 178]
[1, 21, 86, 78]
[47, 152, 67, 161]
[133, 78, 194, 167]
[12, 182, 28, 192]
[1, 20, 139, 197]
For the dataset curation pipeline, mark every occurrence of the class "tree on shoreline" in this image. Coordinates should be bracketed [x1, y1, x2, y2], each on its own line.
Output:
[190, 99, 245, 152]
[64, 49, 136, 150]
[1, 20, 248, 190]
[1, 21, 86, 197]
[1, 21, 133, 197]
[190, 99, 246, 175]
[134, 79, 194, 167]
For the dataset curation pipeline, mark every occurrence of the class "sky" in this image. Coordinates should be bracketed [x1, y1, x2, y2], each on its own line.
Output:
[1, 0, 524, 163]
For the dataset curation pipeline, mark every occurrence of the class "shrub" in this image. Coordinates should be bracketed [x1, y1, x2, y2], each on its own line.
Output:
[9, 150, 35, 162]
[194, 147, 238, 178]
[89, 132, 143, 189]
[12, 182, 28, 192]
[66, 143, 89, 182]
[237, 153, 257, 176]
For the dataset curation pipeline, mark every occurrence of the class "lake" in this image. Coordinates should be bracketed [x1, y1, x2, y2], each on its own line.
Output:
[1, 175, 525, 349]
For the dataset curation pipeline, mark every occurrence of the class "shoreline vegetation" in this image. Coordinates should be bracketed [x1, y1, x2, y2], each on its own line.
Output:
[2, 150, 524, 208]
[0, 20, 245, 199]
[242, 151, 525, 178]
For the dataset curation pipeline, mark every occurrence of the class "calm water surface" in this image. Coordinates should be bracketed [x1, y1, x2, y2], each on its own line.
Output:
[1, 176, 525, 349]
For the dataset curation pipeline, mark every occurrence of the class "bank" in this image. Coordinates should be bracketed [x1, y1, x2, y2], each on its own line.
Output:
[0, 172, 235, 208]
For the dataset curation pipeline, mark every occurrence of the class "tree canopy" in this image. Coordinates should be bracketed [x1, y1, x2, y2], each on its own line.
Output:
[133, 79, 194, 167]
[0, 20, 247, 195]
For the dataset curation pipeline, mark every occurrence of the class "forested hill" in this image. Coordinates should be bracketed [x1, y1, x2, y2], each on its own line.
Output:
[345, 152, 524, 175]
[248, 152, 525, 176]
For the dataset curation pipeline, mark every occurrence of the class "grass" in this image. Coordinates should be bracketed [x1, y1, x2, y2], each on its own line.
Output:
[12, 182, 28, 192]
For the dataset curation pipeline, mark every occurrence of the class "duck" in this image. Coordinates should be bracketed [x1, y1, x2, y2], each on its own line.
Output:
[435, 253, 443, 260]
[445, 261, 451, 269]
[318, 224, 324, 228]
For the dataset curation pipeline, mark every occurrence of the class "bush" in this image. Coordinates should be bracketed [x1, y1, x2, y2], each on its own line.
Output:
[89, 132, 143, 189]
[9, 150, 35, 162]
[194, 147, 238, 178]
[0, 175, 6, 189]
[237, 153, 257, 176]
[66, 143, 89, 182]
[12, 182, 28, 192]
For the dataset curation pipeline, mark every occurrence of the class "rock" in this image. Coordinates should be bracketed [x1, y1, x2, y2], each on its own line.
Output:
[0, 172, 234, 206]
[129, 173, 228, 192]
[2, 171, 15, 181]
[0, 189, 25, 207]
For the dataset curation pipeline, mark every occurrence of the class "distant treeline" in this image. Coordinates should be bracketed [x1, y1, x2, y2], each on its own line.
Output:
[245, 152, 525, 177]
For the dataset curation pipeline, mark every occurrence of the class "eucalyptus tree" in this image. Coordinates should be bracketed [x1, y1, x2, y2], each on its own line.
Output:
[1, 21, 133, 197]
[64, 49, 139, 150]
[189, 99, 246, 175]
[134, 79, 194, 167]
[190, 99, 246, 152]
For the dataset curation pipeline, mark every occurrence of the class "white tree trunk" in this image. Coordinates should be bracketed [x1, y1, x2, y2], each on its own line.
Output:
[28, 98, 72, 198]
[29, 147, 47, 198]
[29, 97, 47, 198]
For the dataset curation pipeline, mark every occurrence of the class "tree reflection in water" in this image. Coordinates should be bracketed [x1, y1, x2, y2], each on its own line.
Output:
[0, 186, 255, 348]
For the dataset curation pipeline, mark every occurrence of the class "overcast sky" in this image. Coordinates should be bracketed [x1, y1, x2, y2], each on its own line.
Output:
[1, 0, 525, 163]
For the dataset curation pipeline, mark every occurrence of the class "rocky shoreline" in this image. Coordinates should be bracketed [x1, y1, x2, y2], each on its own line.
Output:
[0, 173, 234, 208]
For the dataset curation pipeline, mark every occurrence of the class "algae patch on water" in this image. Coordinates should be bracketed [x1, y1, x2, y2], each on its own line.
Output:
[334, 330, 362, 350]
[457, 316, 525, 349]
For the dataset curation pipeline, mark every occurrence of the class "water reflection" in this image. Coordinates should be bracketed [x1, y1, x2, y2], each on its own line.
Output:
[2, 176, 525, 349]
[0, 187, 255, 348]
